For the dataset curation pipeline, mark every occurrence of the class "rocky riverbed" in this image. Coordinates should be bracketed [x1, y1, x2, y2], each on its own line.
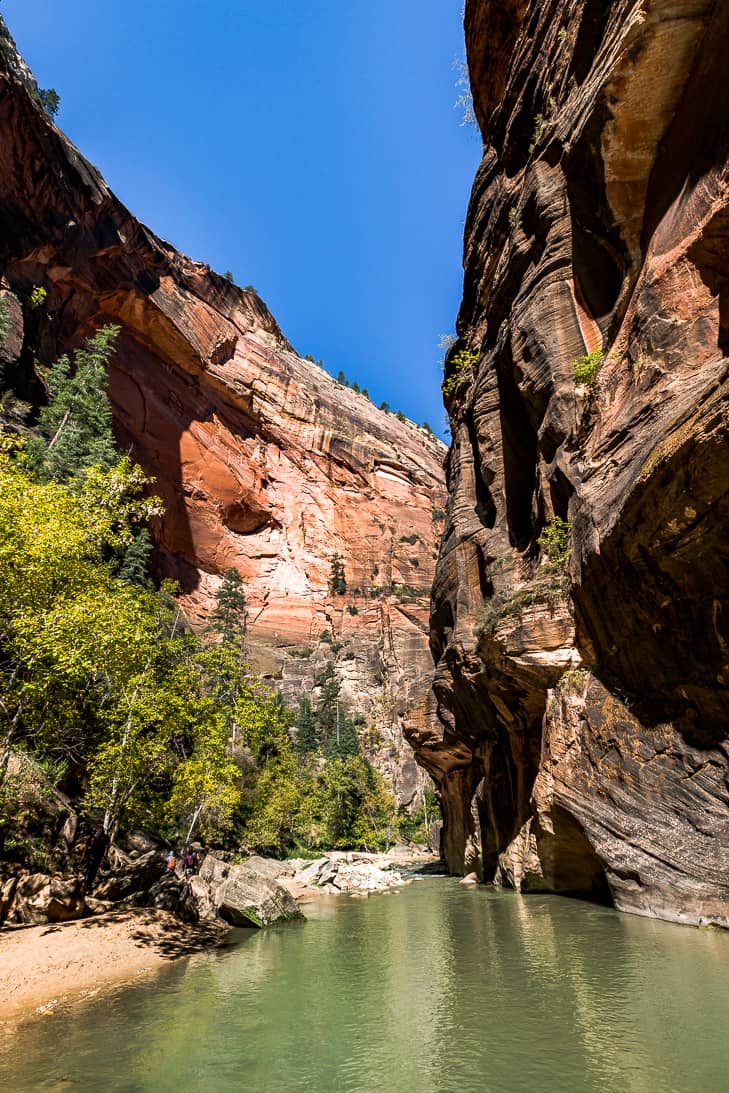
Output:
[0, 847, 437, 1027]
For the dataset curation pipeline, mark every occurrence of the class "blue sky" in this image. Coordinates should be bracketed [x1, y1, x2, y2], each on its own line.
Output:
[3, 1, 480, 438]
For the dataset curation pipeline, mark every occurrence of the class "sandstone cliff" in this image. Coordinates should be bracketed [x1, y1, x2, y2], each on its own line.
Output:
[0, 19, 446, 805]
[419, 0, 729, 924]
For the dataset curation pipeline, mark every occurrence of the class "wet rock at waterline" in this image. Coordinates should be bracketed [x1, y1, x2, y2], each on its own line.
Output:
[215, 869, 303, 929]
[284, 853, 411, 896]
[152, 855, 304, 928]
[415, 0, 729, 927]
[196, 854, 304, 927]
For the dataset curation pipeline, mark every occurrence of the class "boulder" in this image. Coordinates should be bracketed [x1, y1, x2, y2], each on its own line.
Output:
[198, 853, 230, 888]
[318, 859, 338, 886]
[1, 754, 79, 874]
[295, 857, 333, 886]
[243, 856, 295, 881]
[0, 872, 18, 919]
[214, 865, 304, 928]
[147, 875, 199, 924]
[277, 877, 320, 901]
[336, 862, 404, 893]
[93, 849, 166, 901]
[189, 875, 217, 920]
[118, 829, 167, 857]
[84, 896, 114, 915]
[8, 872, 85, 924]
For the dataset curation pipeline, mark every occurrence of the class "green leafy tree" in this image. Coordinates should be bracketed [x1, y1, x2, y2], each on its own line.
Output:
[29, 285, 47, 309]
[0, 443, 157, 785]
[537, 516, 571, 570]
[166, 692, 240, 843]
[243, 748, 308, 852]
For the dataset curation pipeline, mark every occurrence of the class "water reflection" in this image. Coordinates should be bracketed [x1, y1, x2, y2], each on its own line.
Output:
[2, 880, 729, 1092]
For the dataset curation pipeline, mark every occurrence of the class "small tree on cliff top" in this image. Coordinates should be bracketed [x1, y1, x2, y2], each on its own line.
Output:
[38, 88, 60, 119]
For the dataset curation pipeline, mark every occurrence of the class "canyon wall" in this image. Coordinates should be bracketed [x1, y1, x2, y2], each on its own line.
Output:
[418, 0, 729, 924]
[0, 19, 446, 805]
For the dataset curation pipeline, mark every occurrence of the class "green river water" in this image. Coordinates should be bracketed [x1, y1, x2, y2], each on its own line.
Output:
[2, 877, 729, 1092]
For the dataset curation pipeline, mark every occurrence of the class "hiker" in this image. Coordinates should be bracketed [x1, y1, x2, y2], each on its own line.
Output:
[84, 825, 109, 890]
[166, 849, 177, 874]
[182, 846, 199, 878]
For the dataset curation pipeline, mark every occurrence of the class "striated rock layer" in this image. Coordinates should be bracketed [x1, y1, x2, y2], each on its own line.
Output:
[418, 0, 729, 924]
[0, 19, 446, 804]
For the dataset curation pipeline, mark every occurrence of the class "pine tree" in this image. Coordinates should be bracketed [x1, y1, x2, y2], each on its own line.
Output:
[328, 552, 347, 595]
[209, 567, 248, 645]
[326, 712, 360, 759]
[117, 528, 153, 588]
[38, 88, 60, 119]
[29, 324, 120, 483]
[315, 663, 340, 750]
[294, 695, 318, 755]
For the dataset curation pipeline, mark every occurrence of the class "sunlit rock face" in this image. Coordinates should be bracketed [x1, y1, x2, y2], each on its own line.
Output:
[422, 0, 729, 924]
[0, 19, 446, 804]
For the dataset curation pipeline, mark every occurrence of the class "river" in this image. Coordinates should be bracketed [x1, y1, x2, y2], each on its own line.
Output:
[2, 877, 729, 1092]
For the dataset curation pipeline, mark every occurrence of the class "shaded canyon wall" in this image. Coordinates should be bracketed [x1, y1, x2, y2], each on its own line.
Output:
[415, 0, 729, 924]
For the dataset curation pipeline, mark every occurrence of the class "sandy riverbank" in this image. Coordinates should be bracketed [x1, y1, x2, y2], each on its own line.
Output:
[0, 907, 231, 1029]
[0, 848, 438, 1030]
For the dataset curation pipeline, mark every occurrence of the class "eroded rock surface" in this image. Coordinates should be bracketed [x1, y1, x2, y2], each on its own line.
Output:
[0, 18, 446, 799]
[418, 0, 729, 925]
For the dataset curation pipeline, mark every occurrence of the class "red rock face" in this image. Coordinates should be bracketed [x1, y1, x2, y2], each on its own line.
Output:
[421, 0, 729, 924]
[0, 19, 446, 805]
